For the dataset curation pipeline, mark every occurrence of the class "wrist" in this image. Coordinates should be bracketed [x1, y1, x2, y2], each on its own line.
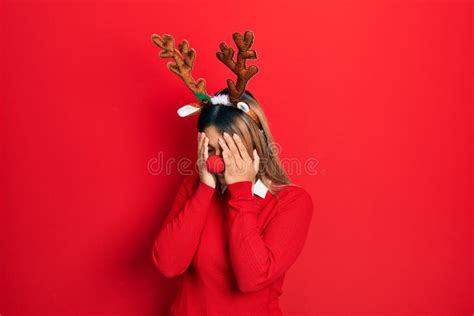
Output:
[200, 179, 216, 189]
[227, 180, 254, 200]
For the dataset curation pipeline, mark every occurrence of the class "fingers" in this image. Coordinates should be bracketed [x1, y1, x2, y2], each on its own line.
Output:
[198, 132, 207, 163]
[218, 135, 230, 160]
[218, 135, 236, 172]
[197, 132, 203, 159]
[199, 132, 211, 160]
[232, 133, 251, 161]
[203, 136, 209, 160]
[253, 148, 260, 174]
[223, 132, 242, 162]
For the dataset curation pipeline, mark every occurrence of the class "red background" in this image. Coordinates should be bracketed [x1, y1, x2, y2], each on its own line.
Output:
[1, 0, 472, 315]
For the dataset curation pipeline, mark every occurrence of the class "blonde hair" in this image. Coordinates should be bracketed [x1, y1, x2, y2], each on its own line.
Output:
[197, 89, 293, 195]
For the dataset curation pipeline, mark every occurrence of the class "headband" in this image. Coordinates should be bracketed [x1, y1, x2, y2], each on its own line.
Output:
[151, 31, 262, 129]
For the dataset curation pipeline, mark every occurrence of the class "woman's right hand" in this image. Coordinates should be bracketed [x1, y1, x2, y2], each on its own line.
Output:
[197, 132, 216, 189]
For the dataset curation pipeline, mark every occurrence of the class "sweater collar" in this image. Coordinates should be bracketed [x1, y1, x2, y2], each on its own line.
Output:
[219, 178, 271, 199]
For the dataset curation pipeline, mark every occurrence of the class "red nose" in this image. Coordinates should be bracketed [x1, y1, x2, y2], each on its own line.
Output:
[206, 155, 225, 174]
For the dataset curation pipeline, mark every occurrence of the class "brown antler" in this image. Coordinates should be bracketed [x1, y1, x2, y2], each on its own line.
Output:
[151, 33, 210, 102]
[216, 31, 259, 104]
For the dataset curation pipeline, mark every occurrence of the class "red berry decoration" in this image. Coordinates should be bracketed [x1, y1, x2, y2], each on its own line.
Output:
[206, 155, 225, 174]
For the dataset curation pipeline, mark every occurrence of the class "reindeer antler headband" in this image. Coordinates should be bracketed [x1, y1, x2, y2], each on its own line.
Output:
[151, 31, 262, 129]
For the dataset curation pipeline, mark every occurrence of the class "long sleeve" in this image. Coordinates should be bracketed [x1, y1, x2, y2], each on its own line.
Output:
[226, 181, 314, 293]
[152, 176, 215, 278]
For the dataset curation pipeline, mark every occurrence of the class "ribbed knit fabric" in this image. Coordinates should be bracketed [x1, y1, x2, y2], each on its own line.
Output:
[152, 173, 314, 316]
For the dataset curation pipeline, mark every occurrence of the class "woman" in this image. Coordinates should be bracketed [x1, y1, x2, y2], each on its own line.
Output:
[151, 31, 314, 316]
[152, 87, 314, 315]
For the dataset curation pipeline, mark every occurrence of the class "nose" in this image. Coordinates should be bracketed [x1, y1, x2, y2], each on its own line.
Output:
[206, 154, 225, 174]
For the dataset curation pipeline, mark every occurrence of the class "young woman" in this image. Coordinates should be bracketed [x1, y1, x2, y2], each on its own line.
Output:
[152, 87, 314, 315]
[151, 31, 314, 316]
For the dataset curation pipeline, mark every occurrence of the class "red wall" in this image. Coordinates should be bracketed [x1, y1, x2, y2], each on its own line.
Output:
[1, 0, 472, 315]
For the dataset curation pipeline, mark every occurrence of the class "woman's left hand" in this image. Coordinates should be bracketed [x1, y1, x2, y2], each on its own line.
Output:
[218, 132, 260, 185]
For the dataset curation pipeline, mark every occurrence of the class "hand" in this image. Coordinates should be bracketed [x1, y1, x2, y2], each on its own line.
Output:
[218, 132, 260, 185]
[197, 132, 216, 188]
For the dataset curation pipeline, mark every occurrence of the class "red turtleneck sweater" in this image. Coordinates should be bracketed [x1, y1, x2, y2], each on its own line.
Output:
[152, 173, 314, 316]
